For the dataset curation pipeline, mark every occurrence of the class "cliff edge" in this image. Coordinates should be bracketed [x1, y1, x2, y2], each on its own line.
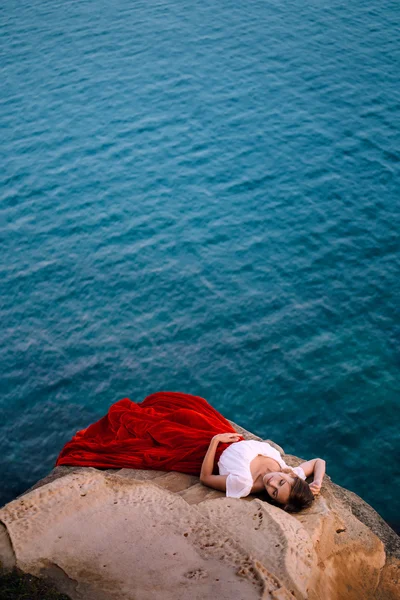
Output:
[0, 422, 399, 600]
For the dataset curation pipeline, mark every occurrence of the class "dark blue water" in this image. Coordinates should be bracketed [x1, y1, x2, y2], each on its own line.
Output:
[1, 0, 399, 527]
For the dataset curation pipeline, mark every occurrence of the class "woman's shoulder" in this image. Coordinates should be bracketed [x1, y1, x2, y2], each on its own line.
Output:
[225, 473, 253, 498]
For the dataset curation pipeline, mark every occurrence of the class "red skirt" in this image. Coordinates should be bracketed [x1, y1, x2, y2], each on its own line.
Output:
[55, 391, 240, 474]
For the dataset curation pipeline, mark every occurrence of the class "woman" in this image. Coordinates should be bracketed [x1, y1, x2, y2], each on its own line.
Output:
[200, 433, 325, 512]
[56, 391, 325, 512]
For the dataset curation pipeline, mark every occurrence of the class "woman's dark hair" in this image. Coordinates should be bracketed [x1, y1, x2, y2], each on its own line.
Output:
[283, 476, 314, 513]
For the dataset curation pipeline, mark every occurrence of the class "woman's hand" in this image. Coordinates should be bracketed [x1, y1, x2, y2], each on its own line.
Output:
[213, 433, 242, 444]
[309, 480, 322, 496]
[299, 458, 326, 493]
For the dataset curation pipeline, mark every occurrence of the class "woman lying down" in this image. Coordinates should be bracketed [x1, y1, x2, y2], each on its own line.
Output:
[200, 432, 325, 512]
[55, 391, 326, 513]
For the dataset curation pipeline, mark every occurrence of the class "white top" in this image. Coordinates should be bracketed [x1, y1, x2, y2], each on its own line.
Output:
[218, 439, 306, 498]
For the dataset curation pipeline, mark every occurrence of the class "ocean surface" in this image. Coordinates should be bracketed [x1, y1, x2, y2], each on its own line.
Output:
[1, 0, 399, 528]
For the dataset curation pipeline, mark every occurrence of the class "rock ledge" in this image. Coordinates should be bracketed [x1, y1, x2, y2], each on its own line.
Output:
[0, 424, 398, 600]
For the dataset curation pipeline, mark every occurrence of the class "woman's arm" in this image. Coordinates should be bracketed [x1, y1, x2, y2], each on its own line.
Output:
[298, 458, 326, 495]
[199, 433, 241, 491]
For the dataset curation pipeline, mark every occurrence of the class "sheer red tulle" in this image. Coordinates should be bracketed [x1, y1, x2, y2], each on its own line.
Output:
[55, 391, 240, 474]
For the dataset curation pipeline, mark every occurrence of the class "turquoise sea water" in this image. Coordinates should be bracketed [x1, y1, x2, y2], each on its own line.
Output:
[0, 0, 399, 527]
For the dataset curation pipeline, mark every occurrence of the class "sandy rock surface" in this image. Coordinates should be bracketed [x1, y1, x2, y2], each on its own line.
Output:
[0, 425, 399, 600]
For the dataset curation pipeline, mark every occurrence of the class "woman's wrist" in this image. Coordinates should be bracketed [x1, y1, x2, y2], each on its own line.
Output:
[313, 459, 326, 485]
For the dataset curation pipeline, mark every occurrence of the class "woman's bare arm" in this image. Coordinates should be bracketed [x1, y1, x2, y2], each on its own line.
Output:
[298, 458, 326, 495]
[199, 433, 241, 491]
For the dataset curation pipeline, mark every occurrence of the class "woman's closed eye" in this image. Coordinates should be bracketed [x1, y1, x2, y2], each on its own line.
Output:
[273, 480, 285, 498]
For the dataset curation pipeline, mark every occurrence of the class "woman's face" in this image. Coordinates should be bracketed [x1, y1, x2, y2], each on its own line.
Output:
[262, 472, 295, 505]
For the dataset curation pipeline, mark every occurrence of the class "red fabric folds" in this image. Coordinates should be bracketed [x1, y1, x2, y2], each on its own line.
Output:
[55, 391, 240, 474]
